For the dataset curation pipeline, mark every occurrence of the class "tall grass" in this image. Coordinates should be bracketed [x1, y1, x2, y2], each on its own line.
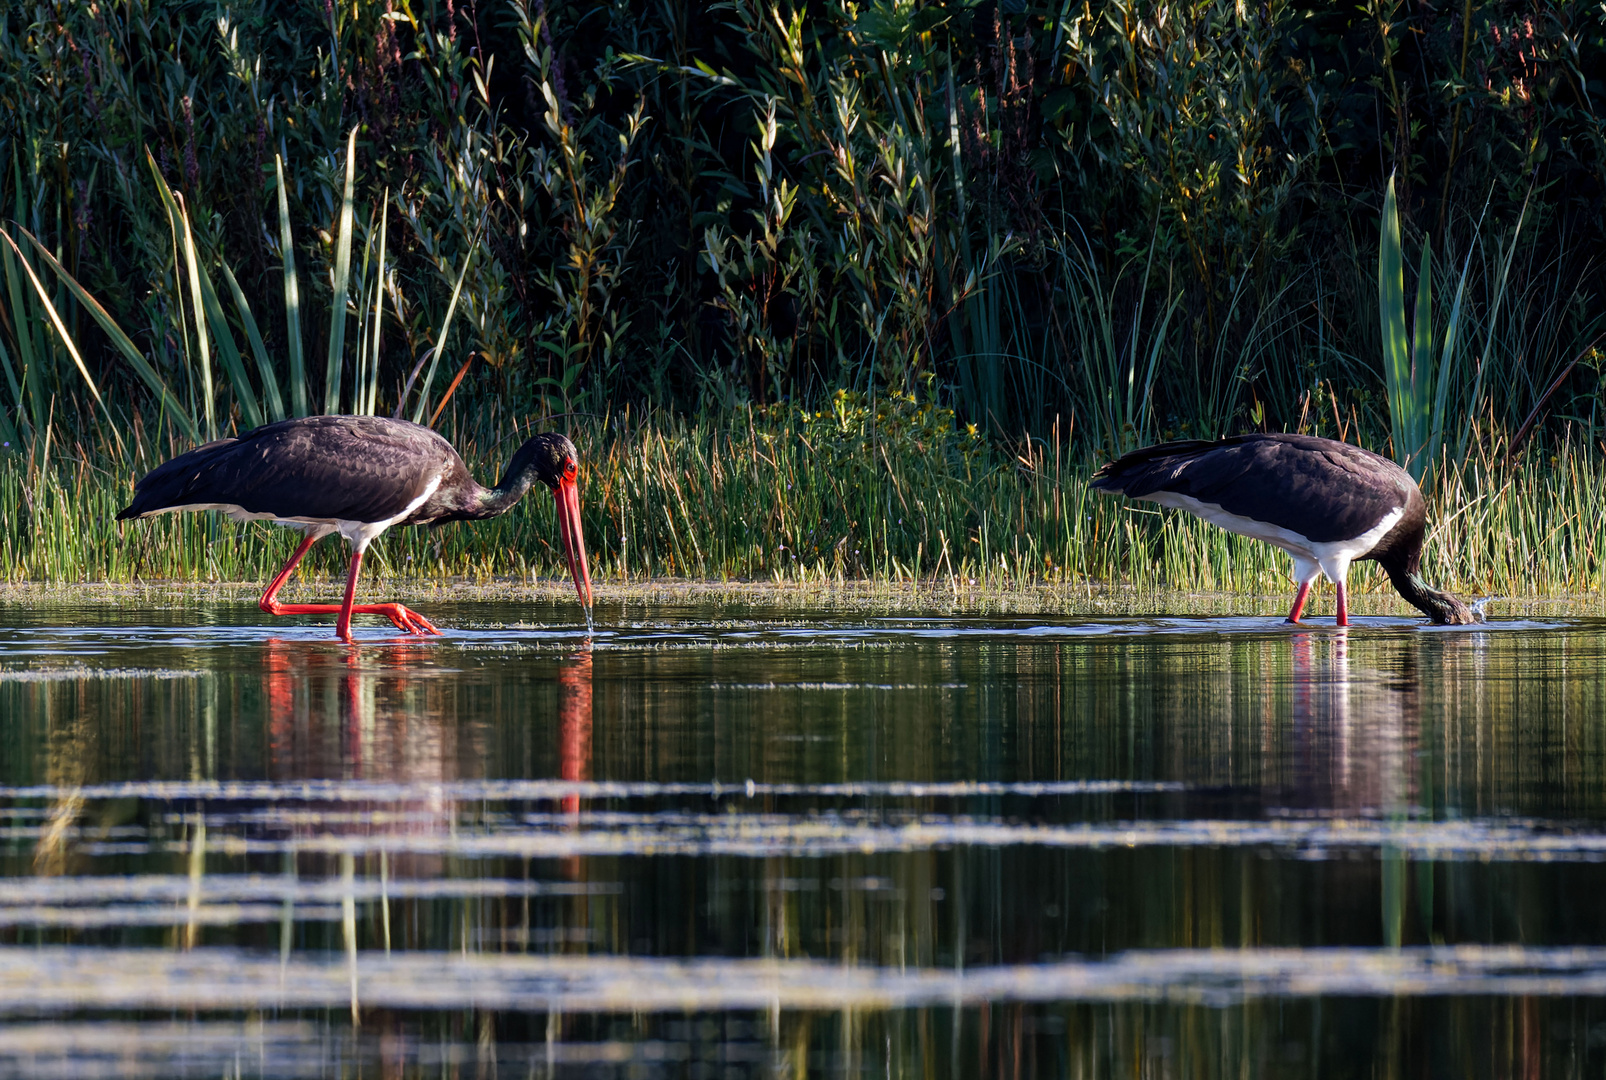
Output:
[2, 401, 1600, 605]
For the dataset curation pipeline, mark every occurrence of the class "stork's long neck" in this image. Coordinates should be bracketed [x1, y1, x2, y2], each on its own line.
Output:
[1382, 563, 1477, 626]
[469, 439, 546, 519]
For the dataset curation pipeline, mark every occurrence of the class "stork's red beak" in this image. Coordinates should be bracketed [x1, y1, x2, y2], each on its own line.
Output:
[554, 470, 592, 610]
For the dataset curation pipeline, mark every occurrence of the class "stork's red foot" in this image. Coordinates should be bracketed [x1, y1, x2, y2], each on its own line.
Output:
[354, 603, 441, 636]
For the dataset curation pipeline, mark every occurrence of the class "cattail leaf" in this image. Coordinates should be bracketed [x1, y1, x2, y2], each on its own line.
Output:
[13, 226, 198, 444]
[276, 154, 307, 418]
[1378, 174, 1413, 474]
[220, 259, 284, 423]
[324, 126, 358, 415]
[0, 228, 123, 452]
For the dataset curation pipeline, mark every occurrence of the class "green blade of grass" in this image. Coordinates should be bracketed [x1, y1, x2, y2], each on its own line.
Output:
[324, 127, 358, 416]
[0, 227, 123, 452]
[406, 225, 478, 426]
[1428, 242, 1474, 481]
[353, 210, 373, 418]
[1407, 237, 1433, 475]
[0, 333, 21, 415]
[220, 259, 285, 422]
[367, 190, 388, 416]
[276, 153, 307, 418]
[1378, 173, 1411, 469]
[180, 205, 214, 440]
[145, 150, 217, 439]
[185, 217, 264, 431]
[0, 235, 42, 440]
[15, 227, 199, 444]
[0, 335, 24, 448]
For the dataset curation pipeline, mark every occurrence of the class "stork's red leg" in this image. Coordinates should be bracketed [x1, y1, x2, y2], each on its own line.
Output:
[263, 540, 440, 641]
[332, 550, 443, 641]
[347, 602, 441, 636]
[259, 533, 321, 614]
[1285, 581, 1313, 624]
[1335, 581, 1349, 627]
[341, 548, 440, 636]
[335, 550, 363, 644]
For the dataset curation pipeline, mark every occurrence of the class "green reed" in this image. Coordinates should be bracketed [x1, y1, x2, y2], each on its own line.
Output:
[1, 399, 1599, 605]
[5, 0, 1604, 463]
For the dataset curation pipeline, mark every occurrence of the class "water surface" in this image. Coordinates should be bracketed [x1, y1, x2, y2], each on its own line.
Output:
[3, 596, 1606, 1076]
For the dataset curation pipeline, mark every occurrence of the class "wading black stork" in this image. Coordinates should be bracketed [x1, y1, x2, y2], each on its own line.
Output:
[117, 415, 592, 643]
[1090, 433, 1476, 626]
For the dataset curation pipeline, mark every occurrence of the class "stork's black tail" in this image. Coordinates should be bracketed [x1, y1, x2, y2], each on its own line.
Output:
[1088, 439, 1228, 499]
[116, 436, 239, 520]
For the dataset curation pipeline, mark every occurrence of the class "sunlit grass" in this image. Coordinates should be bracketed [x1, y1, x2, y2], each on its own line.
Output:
[0, 406, 1600, 607]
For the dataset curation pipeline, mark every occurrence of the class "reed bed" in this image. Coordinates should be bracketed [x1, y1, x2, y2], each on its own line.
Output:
[1, 403, 1599, 605]
[4, 0, 1604, 467]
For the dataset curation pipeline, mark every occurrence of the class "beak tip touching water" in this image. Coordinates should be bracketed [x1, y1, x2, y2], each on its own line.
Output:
[555, 473, 593, 612]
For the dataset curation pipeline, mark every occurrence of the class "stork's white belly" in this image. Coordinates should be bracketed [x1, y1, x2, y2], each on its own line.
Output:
[139, 474, 444, 553]
[1141, 491, 1404, 586]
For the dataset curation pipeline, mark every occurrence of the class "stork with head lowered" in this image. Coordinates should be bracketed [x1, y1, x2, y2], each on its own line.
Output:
[1090, 433, 1476, 626]
[117, 415, 593, 643]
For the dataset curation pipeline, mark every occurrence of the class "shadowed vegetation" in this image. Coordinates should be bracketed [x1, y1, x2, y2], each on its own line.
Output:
[4, 401, 1604, 613]
[1, 0, 1604, 591]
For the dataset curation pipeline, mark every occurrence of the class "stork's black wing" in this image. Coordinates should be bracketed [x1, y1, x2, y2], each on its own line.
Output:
[117, 415, 465, 526]
[1090, 433, 1418, 543]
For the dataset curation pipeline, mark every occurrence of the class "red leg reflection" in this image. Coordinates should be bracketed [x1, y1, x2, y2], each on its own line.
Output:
[559, 651, 594, 817]
[1290, 630, 1314, 793]
[558, 649, 594, 883]
[343, 648, 365, 776]
[265, 638, 296, 771]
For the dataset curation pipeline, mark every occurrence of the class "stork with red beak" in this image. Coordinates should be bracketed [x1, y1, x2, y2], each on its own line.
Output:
[117, 415, 592, 642]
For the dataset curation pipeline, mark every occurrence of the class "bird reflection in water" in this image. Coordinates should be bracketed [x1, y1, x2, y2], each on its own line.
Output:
[260, 638, 594, 797]
[262, 638, 451, 784]
[261, 638, 458, 898]
[1286, 628, 1481, 817]
[1288, 627, 1490, 954]
[1288, 629, 1353, 804]
[255, 639, 599, 1065]
[260, 637, 595, 848]
[1288, 628, 1417, 814]
[558, 646, 593, 819]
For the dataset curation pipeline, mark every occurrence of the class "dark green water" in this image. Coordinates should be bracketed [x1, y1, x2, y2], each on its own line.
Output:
[4, 598, 1606, 1077]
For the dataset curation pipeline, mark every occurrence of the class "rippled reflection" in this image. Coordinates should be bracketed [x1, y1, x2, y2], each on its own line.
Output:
[3, 606, 1606, 1075]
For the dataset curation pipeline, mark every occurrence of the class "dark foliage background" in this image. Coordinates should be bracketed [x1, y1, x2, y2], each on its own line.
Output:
[3, 0, 1604, 458]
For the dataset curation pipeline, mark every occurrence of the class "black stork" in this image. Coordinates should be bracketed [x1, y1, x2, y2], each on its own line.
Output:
[1090, 433, 1476, 626]
[117, 415, 592, 643]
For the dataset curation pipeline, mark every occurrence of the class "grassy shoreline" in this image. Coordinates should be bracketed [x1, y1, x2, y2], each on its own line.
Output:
[3, 410, 1604, 608]
[0, 579, 1599, 625]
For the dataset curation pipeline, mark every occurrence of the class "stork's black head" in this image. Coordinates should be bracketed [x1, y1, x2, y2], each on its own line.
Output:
[500, 431, 591, 610]
[524, 432, 581, 491]
[1376, 548, 1478, 625]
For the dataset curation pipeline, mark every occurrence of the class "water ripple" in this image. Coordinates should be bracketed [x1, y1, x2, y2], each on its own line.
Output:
[2, 944, 1605, 1014]
[0, 778, 1182, 801]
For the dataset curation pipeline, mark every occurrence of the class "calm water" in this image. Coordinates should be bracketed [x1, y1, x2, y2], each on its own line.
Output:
[3, 597, 1606, 1077]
